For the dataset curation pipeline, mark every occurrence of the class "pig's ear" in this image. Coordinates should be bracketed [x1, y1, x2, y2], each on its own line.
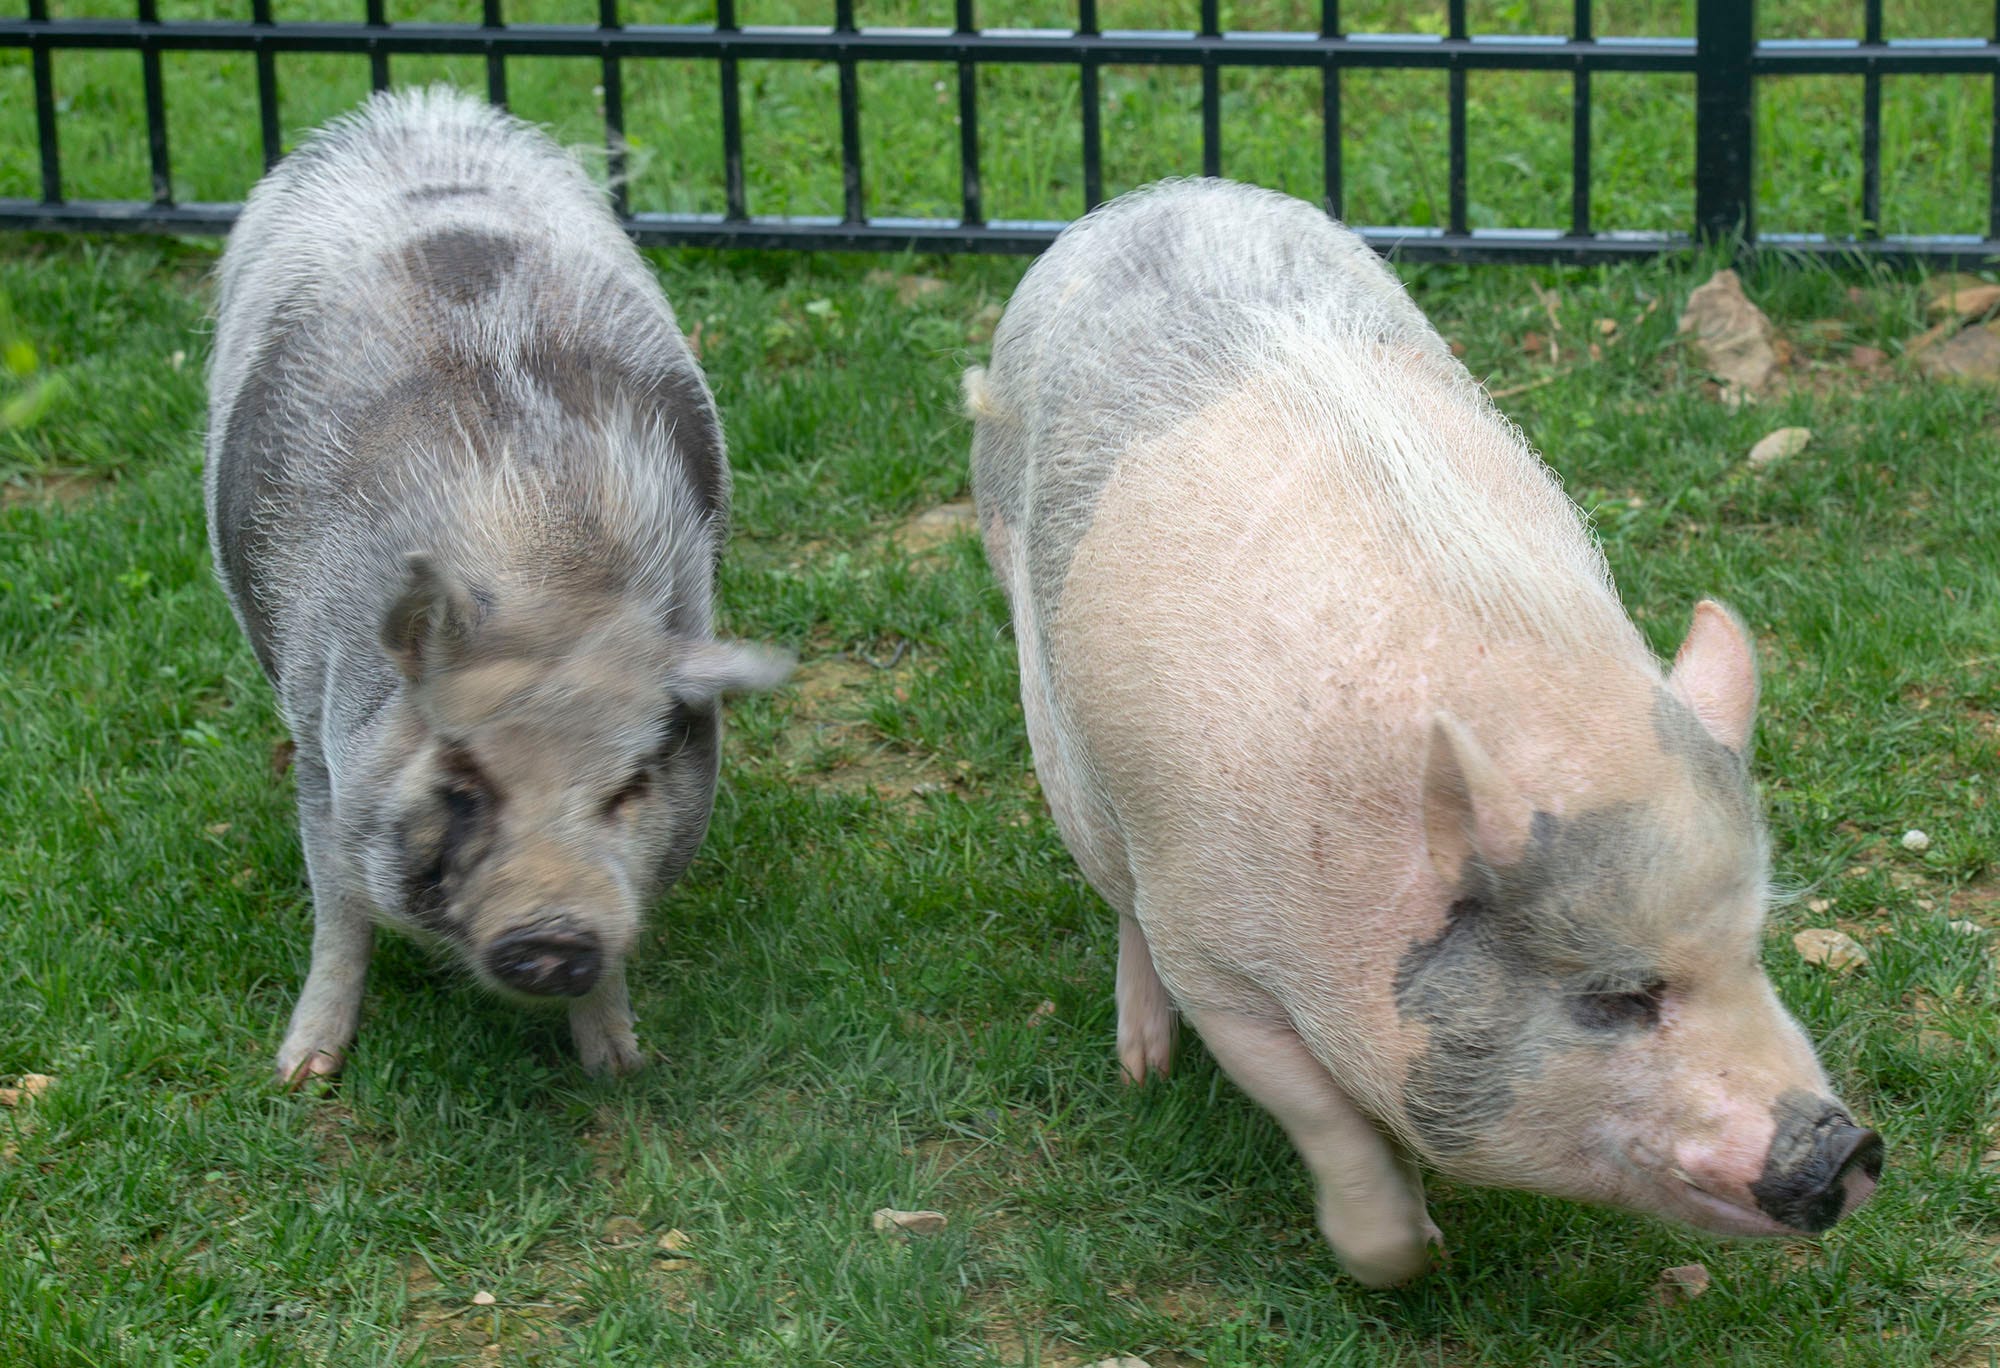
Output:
[1666, 599, 1758, 755]
[380, 553, 479, 681]
[1422, 713, 1533, 884]
[670, 639, 795, 703]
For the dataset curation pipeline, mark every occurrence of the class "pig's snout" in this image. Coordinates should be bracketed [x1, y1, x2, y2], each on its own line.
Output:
[487, 923, 603, 998]
[1748, 1099, 1884, 1233]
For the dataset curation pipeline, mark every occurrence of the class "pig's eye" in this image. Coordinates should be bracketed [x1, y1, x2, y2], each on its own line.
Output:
[602, 770, 651, 819]
[1571, 979, 1666, 1031]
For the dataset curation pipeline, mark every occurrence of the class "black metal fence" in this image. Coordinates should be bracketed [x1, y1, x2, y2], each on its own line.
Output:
[2, 0, 1998, 262]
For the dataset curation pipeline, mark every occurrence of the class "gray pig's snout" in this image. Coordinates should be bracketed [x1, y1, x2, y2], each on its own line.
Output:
[487, 923, 603, 998]
[1750, 1102, 1884, 1233]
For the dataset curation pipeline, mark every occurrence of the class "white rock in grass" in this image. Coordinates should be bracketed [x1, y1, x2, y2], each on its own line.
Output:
[1900, 829, 1932, 853]
[871, 1208, 947, 1235]
[1947, 919, 1985, 937]
[1794, 928, 1868, 973]
[1656, 1262, 1711, 1304]
[1747, 427, 1811, 468]
[470, 1291, 496, 1306]
[1084, 1360, 1153, 1368]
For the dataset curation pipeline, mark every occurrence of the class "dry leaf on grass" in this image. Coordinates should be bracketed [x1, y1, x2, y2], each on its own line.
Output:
[1677, 269, 1781, 402]
[1747, 427, 1811, 469]
[0, 1073, 53, 1107]
[1656, 1263, 1711, 1305]
[871, 1207, 948, 1235]
[1794, 928, 1868, 973]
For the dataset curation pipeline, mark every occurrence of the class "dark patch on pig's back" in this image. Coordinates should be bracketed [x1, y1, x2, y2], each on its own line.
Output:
[400, 225, 521, 304]
[520, 343, 728, 531]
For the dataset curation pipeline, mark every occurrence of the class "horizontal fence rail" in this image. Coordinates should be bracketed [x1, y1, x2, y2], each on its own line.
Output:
[2, 0, 1999, 262]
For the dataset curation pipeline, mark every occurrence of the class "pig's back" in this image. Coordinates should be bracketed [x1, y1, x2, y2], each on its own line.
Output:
[205, 87, 723, 684]
[973, 178, 1448, 615]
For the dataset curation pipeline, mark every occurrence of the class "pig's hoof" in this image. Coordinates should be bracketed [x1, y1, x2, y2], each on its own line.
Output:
[1117, 1011, 1175, 1085]
[1330, 1230, 1438, 1289]
[576, 1026, 646, 1079]
[274, 1045, 345, 1090]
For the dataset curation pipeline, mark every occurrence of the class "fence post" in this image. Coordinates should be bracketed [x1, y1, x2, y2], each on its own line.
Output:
[1694, 0, 1754, 246]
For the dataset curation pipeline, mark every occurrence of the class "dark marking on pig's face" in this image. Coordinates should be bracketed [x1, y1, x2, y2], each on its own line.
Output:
[1393, 805, 1677, 1157]
[396, 745, 502, 939]
[1652, 689, 1755, 823]
[400, 225, 520, 304]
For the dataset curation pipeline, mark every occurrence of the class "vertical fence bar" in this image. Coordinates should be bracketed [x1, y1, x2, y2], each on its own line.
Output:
[1321, 0, 1339, 218]
[137, 0, 172, 204]
[366, 0, 389, 91]
[1079, 0, 1102, 210]
[1447, 0, 1466, 235]
[600, 0, 627, 219]
[253, 0, 281, 171]
[483, 0, 507, 107]
[835, 0, 863, 223]
[28, 0, 61, 203]
[1199, 0, 1220, 178]
[955, 0, 982, 225]
[1992, 0, 2000, 239]
[1860, 0, 1880, 234]
[1694, 0, 1754, 245]
[1570, 0, 1590, 235]
[717, 0, 746, 219]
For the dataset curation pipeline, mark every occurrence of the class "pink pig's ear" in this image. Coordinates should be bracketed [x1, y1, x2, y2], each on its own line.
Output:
[1423, 713, 1533, 884]
[1667, 599, 1758, 755]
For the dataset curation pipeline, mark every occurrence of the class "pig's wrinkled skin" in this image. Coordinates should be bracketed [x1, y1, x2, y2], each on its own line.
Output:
[206, 88, 788, 1086]
[967, 179, 1881, 1286]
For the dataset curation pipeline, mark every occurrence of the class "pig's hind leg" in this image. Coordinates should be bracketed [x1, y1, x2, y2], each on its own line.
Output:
[995, 517, 1174, 1083]
[1190, 1008, 1441, 1288]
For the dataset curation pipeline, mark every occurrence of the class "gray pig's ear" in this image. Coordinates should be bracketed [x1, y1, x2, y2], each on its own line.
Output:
[670, 639, 795, 703]
[1422, 713, 1533, 885]
[380, 553, 478, 681]
[1667, 599, 1758, 755]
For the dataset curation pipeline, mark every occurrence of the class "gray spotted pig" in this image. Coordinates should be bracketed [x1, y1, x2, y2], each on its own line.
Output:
[967, 179, 1881, 1286]
[206, 87, 788, 1086]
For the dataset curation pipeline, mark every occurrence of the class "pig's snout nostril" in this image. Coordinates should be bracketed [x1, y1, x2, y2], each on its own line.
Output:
[1750, 1107, 1885, 1234]
[487, 925, 602, 998]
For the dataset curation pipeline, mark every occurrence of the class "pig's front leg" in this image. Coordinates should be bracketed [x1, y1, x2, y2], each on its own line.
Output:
[275, 893, 374, 1087]
[1118, 914, 1177, 1083]
[570, 963, 644, 1077]
[1191, 1009, 1441, 1287]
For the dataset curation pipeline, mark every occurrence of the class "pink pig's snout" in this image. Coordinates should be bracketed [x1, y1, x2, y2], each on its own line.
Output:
[1664, 1090, 1883, 1236]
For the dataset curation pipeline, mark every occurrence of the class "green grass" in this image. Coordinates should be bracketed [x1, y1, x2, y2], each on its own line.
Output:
[2, 221, 1998, 1364]
[0, 2, 1996, 235]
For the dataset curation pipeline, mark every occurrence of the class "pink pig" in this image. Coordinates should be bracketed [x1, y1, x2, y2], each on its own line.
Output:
[966, 179, 1881, 1286]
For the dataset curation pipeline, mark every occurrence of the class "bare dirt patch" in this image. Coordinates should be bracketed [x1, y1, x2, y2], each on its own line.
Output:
[1, 470, 111, 508]
[895, 499, 978, 556]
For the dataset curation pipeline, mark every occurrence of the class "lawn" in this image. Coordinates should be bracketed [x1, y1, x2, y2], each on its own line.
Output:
[2, 6, 2000, 1362]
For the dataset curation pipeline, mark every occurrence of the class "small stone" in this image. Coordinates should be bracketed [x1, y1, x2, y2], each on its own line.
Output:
[871, 1207, 948, 1235]
[1597, 317, 1618, 335]
[1747, 426, 1811, 469]
[470, 1290, 496, 1306]
[1027, 999, 1057, 1026]
[656, 1257, 695, 1272]
[1922, 274, 2000, 319]
[656, 1228, 690, 1253]
[1657, 1262, 1711, 1304]
[1083, 1359, 1152, 1368]
[1806, 897, 1833, 914]
[1794, 928, 1868, 973]
[1915, 321, 2000, 384]
[1901, 829, 1932, 853]
[1947, 919, 1984, 937]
